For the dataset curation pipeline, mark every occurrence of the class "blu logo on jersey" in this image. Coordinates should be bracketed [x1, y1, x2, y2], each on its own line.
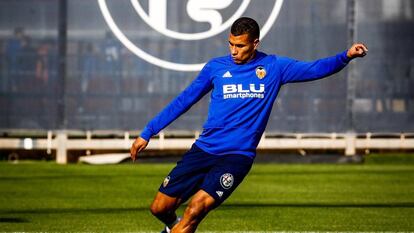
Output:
[223, 84, 265, 94]
[223, 84, 265, 99]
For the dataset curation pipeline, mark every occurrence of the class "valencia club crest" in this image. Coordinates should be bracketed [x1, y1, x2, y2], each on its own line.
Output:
[255, 66, 267, 79]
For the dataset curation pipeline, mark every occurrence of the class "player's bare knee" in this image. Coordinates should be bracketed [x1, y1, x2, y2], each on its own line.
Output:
[150, 192, 179, 217]
[149, 202, 159, 216]
[150, 200, 169, 217]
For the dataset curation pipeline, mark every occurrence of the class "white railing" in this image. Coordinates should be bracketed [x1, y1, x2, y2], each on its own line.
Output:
[1, 130, 414, 164]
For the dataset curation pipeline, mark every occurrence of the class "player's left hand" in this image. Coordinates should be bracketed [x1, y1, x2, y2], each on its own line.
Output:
[347, 43, 368, 59]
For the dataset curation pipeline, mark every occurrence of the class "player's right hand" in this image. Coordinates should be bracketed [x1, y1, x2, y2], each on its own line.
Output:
[130, 137, 148, 162]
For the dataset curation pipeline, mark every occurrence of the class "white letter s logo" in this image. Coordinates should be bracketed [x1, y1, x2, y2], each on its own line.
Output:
[98, 0, 284, 71]
[187, 0, 234, 30]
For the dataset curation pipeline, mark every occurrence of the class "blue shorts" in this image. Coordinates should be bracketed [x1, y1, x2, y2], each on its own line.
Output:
[159, 144, 253, 206]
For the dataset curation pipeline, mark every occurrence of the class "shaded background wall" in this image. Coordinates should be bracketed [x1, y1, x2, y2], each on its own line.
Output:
[0, 0, 413, 133]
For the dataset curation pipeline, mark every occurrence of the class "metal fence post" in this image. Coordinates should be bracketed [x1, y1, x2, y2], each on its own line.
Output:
[57, 0, 68, 129]
[345, 0, 357, 157]
[346, 0, 357, 134]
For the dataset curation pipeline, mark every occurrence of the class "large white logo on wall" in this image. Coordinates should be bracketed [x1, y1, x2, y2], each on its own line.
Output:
[98, 0, 284, 71]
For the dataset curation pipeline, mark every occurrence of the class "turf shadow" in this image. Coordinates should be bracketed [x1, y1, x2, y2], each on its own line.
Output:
[0, 217, 29, 223]
[2, 202, 413, 216]
[0, 207, 148, 215]
[0, 174, 163, 181]
[221, 202, 414, 209]
[249, 169, 414, 176]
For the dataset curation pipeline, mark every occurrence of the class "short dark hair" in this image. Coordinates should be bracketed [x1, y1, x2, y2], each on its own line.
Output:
[230, 17, 260, 41]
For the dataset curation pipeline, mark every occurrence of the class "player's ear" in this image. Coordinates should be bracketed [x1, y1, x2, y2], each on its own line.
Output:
[253, 38, 260, 50]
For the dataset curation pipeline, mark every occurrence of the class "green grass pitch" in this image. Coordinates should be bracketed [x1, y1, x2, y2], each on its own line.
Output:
[0, 156, 413, 232]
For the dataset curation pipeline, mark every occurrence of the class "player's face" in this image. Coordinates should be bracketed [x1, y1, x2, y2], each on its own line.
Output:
[228, 33, 259, 64]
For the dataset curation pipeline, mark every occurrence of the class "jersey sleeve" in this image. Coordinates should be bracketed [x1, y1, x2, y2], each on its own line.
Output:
[140, 63, 213, 141]
[278, 50, 351, 84]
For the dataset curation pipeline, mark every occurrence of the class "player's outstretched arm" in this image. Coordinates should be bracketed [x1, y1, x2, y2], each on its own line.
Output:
[130, 137, 148, 161]
[279, 42, 368, 84]
[346, 43, 368, 59]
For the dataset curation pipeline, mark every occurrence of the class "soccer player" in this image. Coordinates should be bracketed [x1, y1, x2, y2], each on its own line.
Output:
[130, 17, 367, 233]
